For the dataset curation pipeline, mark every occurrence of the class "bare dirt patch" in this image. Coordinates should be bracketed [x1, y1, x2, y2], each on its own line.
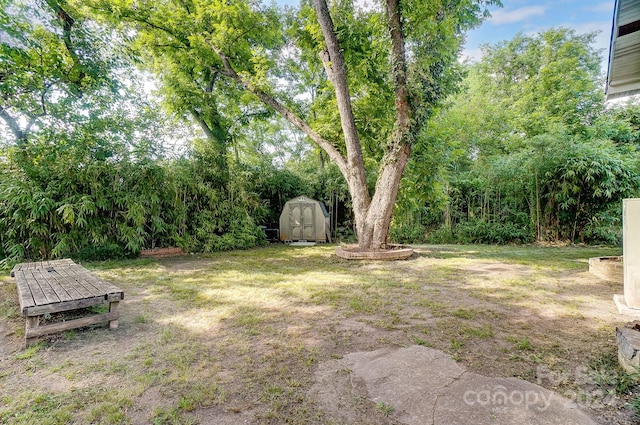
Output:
[0, 244, 635, 424]
[460, 261, 533, 278]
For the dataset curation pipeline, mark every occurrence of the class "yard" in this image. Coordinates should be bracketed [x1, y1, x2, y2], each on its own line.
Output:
[0, 244, 636, 424]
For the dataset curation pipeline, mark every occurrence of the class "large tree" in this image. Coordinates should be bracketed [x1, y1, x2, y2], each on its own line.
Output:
[477, 28, 604, 141]
[88, 0, 497, 250]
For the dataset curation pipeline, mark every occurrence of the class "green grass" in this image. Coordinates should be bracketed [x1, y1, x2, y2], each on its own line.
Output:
[0, 243, 625, 424]
[508, 336, 534, 351]
[376, 401, 393, 416]
[452, 308, 477, 319]
[415, 243, 620, 266]
[459, 325, 494, 339]
[15, 343, 44, 360]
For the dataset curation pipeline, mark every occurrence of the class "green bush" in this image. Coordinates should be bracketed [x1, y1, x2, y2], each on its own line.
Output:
[454, 221, 533, 245]
[425, 225, 456, 244]
[389, 223, 426, 244]
[0, 142, 269, 265]
[581, 209, 623, 245]
[70, 244, 130, 262]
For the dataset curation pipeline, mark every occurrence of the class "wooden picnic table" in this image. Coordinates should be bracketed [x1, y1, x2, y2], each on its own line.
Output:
[10, 259, 124, 346]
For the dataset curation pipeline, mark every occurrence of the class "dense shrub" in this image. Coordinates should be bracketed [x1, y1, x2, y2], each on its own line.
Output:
[389, 223, 427, 244]
[425, 226, 456, 244]
[580, 207, 623, 245]
[454, 221, 533, 244]
[0, 141, 268, 266]
[71, 244, 129, 262]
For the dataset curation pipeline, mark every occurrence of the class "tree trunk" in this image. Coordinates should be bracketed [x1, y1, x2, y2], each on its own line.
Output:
[535, 170, 541, 241]
[190, 108, 230, 184]
[214, 0, 413, 251]
[313, 0, 371, 247]
[352, 0, 413, 250]
[357, 144, 411, 249]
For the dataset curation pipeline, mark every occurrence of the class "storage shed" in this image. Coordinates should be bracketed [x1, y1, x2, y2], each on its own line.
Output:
[279, 196, 331, 243]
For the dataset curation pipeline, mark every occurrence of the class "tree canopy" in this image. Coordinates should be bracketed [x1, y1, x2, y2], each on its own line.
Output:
[83, 0, 498, 250]
[397, 27, 640, 244]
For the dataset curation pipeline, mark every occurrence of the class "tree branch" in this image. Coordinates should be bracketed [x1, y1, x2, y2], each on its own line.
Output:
[44, 0, 86, 85]
[312, 0, 366, 171]
[206, 69, 218, 94]
[385, 0, 412, 149]
[190, 108, 216, 141]
[0, 104, 25, 143]
[38, 82, 55, 117]
[85, 2, 191, 47]
[213, 47, 349, 176]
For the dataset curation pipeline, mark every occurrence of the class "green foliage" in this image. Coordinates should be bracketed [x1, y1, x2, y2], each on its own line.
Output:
[400, 28, 640, 245]
[425, 226, 457, 244]
[628, 397, 640, 418]
[0, 0, 272, 266]
[532, 137, 639, 242]
[5, 0, 632, 254]
[0, 132, 269, 266]
[512, 337, 533, 351]
[389, 223, 426, 244]
[376, 401, 393, 416]
[478, 28, 603, 139]
[589, 350, 640, 414]
[248, 164, 312, 226]
[454, 221, 533, 245]
[581, 205, 623, 245]
[433, 136, 638, 244]
[15, 342, 44, 360]
[0, 0, 122, 144]
[71, 244, 128, 262]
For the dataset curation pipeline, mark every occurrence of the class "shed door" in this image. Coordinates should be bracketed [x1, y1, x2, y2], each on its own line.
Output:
[290, 203, 315, 241]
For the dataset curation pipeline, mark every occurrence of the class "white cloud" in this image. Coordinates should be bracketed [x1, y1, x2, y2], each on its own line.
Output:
[571, 20, 612, 44]
[489, 6, 547, 25]
[582, 1, 615, 13]
[459, 47, 484, 64]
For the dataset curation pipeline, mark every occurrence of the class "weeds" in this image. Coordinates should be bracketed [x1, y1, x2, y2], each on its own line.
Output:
[459, 325, 494, 339]
[590, 351, 640, 395]
[508, 336, 533, 351]
[452, 308, 477, 319]
[376, 401, 393, 416]
[15, 342, 44, 360]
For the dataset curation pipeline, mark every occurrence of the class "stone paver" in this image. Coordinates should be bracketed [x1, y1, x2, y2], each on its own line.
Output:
[314, 345, 598, 425]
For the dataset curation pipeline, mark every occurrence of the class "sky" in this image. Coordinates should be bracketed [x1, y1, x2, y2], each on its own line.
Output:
[275, 0, 616, 73]
[462, 0, 615, 70]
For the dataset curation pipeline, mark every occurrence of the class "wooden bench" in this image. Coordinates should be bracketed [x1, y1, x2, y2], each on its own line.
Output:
[10, 259, 124, 346]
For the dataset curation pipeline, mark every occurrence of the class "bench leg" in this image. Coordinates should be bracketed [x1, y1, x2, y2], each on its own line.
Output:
[108, 301, 119, 330]
[25, 316, 40, 347]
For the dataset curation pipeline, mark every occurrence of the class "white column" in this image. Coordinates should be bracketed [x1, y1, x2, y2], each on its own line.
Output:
[624, 199, 640, 308]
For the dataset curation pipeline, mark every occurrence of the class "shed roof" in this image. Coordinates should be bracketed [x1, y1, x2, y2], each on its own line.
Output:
[606, 0, 640, 100]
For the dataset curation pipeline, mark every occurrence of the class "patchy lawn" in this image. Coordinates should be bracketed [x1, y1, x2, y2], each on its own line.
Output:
[0, 244, 637, 424]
